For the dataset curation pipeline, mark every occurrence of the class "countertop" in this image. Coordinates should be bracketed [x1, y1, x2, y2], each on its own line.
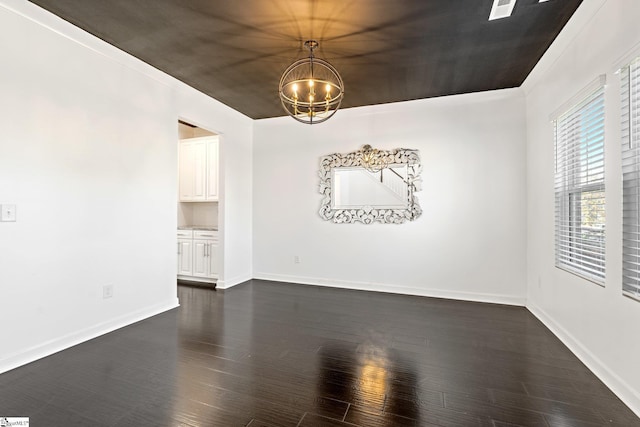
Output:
[178, 226, 218, 231]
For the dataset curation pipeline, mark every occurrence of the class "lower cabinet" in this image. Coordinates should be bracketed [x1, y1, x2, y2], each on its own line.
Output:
[177, 229, 218, 283]
[208, 242, 220, 279]
[177, 238, 193, 276]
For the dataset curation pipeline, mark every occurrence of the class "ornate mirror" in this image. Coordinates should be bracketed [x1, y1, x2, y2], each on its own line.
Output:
[319, 145, 422, 224]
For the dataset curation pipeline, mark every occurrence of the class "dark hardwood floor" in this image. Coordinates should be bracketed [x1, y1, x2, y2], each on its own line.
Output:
[1, 280, 638, 426]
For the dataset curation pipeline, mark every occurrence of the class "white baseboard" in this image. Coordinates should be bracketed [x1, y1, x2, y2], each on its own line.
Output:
[0, 298, 179, 375]
[253, 272, 526, 306]
[216, 273, 252, 289]
[527, 302, 640, 418]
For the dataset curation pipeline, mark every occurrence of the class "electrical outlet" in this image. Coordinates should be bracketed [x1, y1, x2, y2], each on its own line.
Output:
[1, 204, 16, 222]
[294, 255, 300, 264]
[103, 284, 114, 299]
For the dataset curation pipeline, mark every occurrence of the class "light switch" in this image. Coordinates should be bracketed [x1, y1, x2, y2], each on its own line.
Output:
[1, 204, 17, 222]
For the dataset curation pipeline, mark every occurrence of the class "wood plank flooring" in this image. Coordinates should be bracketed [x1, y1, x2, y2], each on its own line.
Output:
[0, 280, 638, 426]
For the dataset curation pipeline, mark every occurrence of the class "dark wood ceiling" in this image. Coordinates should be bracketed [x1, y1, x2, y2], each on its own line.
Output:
[28, 0, 582, 119]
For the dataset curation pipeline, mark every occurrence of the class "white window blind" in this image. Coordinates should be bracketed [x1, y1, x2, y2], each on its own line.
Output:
[622, 57, 640, 300]
[554, 82, 606, 283]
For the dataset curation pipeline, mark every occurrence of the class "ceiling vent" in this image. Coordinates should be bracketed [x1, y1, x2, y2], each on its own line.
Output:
[489, 0, 517, 20]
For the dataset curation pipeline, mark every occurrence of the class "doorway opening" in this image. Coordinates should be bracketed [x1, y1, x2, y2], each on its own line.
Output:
[176, 120, 220, 287]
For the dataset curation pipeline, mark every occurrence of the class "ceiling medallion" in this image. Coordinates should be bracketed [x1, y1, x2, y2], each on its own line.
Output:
[279, 40, 345, 124]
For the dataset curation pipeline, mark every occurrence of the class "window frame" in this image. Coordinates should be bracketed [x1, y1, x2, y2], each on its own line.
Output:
[621, 57, 640, 301]
[553, 78, 606, 285]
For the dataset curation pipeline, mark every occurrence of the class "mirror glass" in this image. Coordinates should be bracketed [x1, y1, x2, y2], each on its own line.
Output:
[332, 165, 409, 209]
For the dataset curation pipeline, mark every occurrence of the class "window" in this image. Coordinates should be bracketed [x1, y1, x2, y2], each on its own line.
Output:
[554, 78, 606, 284]
[622, 57, 640, 300]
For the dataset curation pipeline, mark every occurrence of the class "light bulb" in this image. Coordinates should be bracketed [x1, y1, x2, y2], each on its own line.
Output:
[292, 83, 298, 92]
[309, 80, 314, 87]
[325, 84, 331, 93]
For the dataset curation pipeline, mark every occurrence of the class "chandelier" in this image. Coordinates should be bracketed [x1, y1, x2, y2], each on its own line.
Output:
[279, 40, 345, 124]
[360, 144, 389, 173]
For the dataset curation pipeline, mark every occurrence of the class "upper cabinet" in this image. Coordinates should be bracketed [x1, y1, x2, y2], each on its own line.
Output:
[206, 137, 219, 201]
[179, 136, 219, 202]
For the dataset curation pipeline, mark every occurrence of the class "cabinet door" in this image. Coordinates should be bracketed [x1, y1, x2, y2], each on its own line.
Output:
[178, 142, 194, 201]
[177, 239, 193, 276]
[208, 242, 219, 278]
[192, 140, 207, 201]
[206, 138, 219, 201]
[192, 239, 208, 277]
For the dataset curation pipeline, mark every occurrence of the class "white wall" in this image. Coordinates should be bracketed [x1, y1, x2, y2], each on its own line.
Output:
[0, 0, 253, 373]
[523, 0, 640, 415]
[253, 89, 527, 305]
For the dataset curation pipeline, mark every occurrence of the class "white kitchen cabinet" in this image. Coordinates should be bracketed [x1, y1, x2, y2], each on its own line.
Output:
[206, 139, 219, 201]
[207, 241, 220, 278]
[194, 230, 219, 279]
[177, 229, 218, 282]
[179, 136, 219, 202]
[197, 229, 220, 279]
[192, 239, 209, 278]
[177, 239, 193, 276]
[192, 140, 207, 201]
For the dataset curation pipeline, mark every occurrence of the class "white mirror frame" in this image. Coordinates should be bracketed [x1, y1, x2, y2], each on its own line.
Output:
[319, 146, 422, 224]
